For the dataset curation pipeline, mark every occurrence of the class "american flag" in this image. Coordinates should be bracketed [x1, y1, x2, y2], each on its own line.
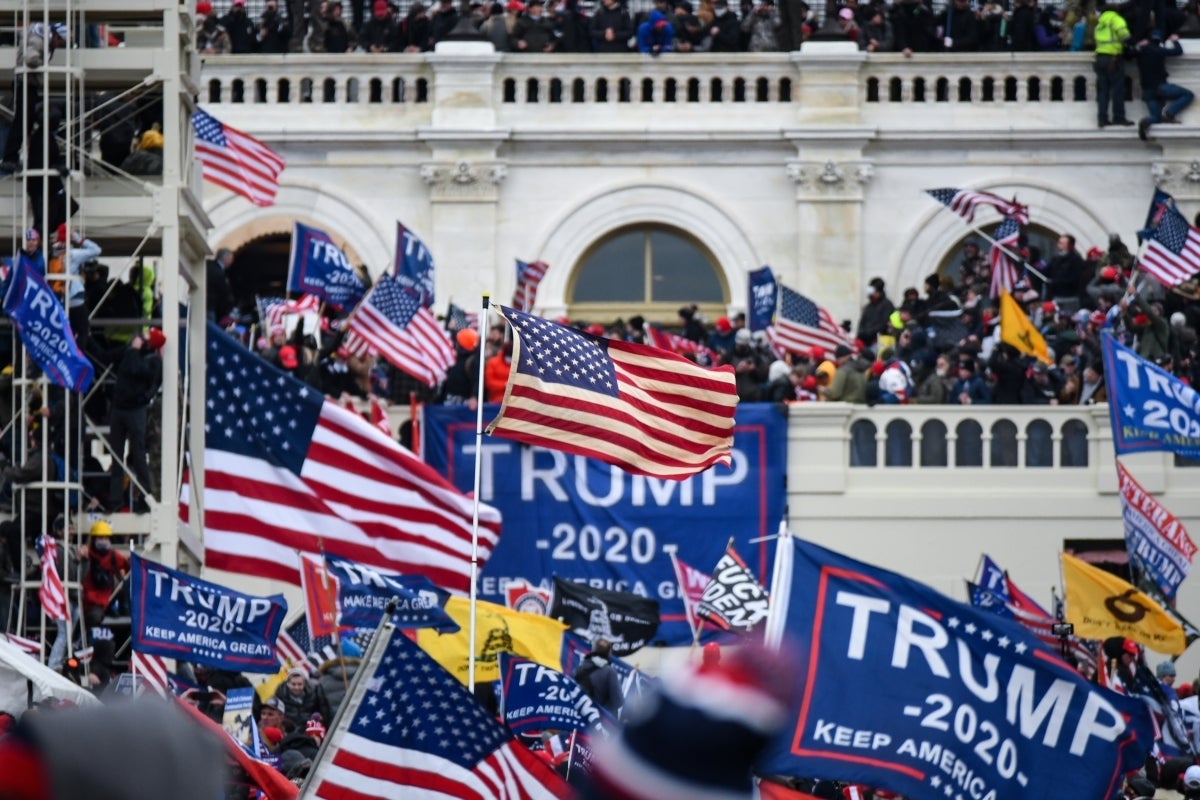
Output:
[970, 576, 1096, 670]
[131, 652, 172, 697]
[1139, 195, 1200, 287]
[341, 328, 375, 359]
[179, 323, 502, 594]
[486, 307, 738, 480]
[446, 302, 480, 334]
[644, 323, 719, 366]
[513, 259, 549, 311]
[989, 217, 1022, 299]
[257, 294, 320, 330]
[347, 275, 455, 387]
[192, 108, 285, 207]
[767, 284, 852, 357]
[305, 623, 570, 800]
[2, 632, 40, 657]
[925, 187, 1030, 225]
[36, 536, 69, 622]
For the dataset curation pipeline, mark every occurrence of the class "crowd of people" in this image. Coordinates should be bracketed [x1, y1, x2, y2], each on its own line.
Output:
[191, 0, 1200, 56]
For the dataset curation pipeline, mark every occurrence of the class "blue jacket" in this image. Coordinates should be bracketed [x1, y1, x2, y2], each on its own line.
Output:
[637, 10, 673, 53]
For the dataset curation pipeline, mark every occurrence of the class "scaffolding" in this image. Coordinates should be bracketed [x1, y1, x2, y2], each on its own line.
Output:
[0, 0, 209, 672]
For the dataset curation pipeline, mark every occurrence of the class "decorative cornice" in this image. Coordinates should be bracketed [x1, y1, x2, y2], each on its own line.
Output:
[786, 159, 874, 194]
[419, 160, 508, 201]
[1151, 159, 1200, 191]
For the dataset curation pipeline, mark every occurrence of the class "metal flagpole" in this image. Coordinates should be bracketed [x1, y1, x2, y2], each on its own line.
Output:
[762, 511, 792, 651]
[930, 205, 1050, 284]
[467, 293, 490, 693]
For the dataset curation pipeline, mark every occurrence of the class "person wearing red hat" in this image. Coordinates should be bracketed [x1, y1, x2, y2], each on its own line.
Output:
[197, 1, 232, 53]
[360, 0, 399, 51]
[1122, 285, 1171, 362]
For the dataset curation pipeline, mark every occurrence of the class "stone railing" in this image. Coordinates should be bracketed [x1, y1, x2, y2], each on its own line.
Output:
[785, 403, 1197, 496]
[192, 46, 1196, 136]
[194, 47, 1179, 111]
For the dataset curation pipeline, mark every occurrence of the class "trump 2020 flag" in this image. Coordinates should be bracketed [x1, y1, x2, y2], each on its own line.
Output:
[180, 322, 501, 595]
[324, 553, 458, 632]
[748, 266, 778, 333]
[758, 537, 1154, 800]
[498, 653, 612, 737]
[3, 255, 93, 392]
[129, 554, 287, 673]
[1101, 333, 1200, 460]
[304, 619, 571, 800]
[486, 306, 737, 480]
[286, 222, 365, 310]
[1118, 460, 1196, 601]
[394, 221, 436, 305]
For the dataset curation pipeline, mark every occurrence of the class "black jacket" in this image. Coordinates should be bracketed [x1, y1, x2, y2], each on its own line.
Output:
[109, 345, 162, 411]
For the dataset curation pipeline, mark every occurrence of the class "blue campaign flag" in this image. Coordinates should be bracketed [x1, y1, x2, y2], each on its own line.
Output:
[975, 554, 1010, 602]
[748, 266, 777, 332]
[759, 538, 1155, 800]
[2, 254, 93, 392]
[1101, 333, 1200, 460]
[394, 221, 435, 306]
[421, 403, 787, 646]
[128, 554, 287, 673]
[967, 580, 1014, 619]
[499, 653, 613, 737]
[323, 554, 458, 632]
[286, 221, 365, 310]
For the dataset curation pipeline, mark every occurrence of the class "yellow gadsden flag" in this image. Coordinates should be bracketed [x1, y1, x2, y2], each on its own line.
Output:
[999, 290, 1052, 365]
[416, 597, 567, 685]
[1062, 552, 1186, 655]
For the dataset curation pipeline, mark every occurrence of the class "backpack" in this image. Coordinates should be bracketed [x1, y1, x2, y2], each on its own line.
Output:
[572, 659, 599, 697]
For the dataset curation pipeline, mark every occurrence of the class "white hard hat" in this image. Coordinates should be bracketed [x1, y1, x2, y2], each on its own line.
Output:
[1184, 764, 1200, 789]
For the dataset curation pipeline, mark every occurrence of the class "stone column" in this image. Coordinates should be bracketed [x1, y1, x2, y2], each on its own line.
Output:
[422, 41, 509, 304]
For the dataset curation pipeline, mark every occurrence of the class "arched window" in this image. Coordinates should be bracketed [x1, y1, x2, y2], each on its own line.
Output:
[936, 222, 1061, 287]
[569, 226, 727, 321]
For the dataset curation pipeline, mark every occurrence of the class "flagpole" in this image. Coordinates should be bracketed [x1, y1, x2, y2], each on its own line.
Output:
[763, 511, 791, 651]
[930, 205, 1049, 284]
[467, 293, 490, 693]
[665, 546, 700, 650]
[301, 601, 398, 797]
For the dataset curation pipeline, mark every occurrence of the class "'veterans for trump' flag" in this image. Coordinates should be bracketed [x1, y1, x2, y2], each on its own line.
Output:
[1117, 460, 1196, 601]
[1062, 551, 1185, 654]
[346, 275, 455, 387]
[759, 537, 1154, 800]
[925, 187, 1030, 224]
[486, 306, 737, 480]
[192, 108, 285, 207]
[305, 620, 570, 800]
[180, 323, 501, 594]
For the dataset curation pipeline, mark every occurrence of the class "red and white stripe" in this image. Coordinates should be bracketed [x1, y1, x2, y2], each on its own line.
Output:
[266, 294, 319, 330]
[38, 536, 69, 622]
[349, 304, 454, 387]
[645, 324, 719, 365]
[183, 402, 501, 595]
[131, 651, 171, 696]
[340, 329, 375, 359]
[276, 628, 315, 674]
[193, 109, 286, 207]
[310, 733, 565, 800]
[2, 632, 41, 656]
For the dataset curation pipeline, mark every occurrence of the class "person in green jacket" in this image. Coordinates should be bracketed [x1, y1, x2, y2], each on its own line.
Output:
[1125, 289, 1171, 361]
[822, 345, 868, 403]
[1094, 0, 1135, 127]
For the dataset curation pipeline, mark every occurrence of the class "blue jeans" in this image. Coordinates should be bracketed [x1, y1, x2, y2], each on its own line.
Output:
[1094, 55, 1127, 123]
[1143, 81, 1195, 122]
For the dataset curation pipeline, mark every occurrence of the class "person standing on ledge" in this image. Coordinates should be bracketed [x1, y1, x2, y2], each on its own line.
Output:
[1094, 0, 1135, 128]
